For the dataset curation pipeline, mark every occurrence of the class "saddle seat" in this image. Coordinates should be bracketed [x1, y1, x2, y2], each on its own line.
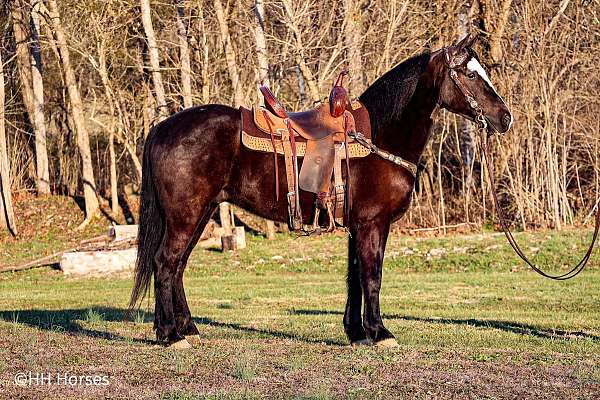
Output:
[259, 86, 347, 141]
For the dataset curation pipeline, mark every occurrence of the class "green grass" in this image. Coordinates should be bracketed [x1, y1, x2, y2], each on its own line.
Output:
[0, 229, 599, 399]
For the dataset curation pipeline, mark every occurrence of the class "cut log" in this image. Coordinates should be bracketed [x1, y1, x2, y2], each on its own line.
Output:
[108, 225, 139, 241]
[221, 234, 237, 251]
[60, 248, 137, 277]
[234, 226, 246, 250]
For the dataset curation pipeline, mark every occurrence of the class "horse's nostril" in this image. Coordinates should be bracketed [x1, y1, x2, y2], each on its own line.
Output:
[502, 113, 512, 129]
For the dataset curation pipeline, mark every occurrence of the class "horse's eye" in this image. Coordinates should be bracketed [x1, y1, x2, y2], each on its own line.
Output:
[467, 72, 477, 80]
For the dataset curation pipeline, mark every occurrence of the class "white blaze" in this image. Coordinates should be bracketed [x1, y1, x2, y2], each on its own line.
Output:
[466, 57, 513, 129]
[466, 58, 496, 91]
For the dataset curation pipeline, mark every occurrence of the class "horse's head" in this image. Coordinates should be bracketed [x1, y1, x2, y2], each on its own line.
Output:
[438, 33, 513, 134]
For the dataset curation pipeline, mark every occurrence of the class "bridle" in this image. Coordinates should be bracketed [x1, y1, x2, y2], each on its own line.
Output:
[444, 48, 600, 280]
[444, 48, 488, 131]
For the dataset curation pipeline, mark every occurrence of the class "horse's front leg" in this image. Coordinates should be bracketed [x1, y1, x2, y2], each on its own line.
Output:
[344, 233, 368, 345]
[353, 219, 398, 346]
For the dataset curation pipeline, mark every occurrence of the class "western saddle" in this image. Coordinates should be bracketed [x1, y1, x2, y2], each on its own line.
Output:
[240, 71, 372, 232]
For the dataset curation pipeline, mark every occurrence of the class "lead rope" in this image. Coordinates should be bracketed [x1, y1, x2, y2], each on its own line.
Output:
[481, 134, 600, 280]
[447, 53, 599, 280]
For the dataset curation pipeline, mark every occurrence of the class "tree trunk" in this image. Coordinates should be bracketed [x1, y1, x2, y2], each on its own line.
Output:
[254, 0, 269, 87]
[175, 0, 193, 109]
[140, 0, 169, 120]
[214, 0, 244, 107]
[47, 0, 99, 220]
[0, 51, 18, 236]
[194, 1, 210, 104]
[30, 0, 50, 194]
[488, 0, 513, 63]
[281, 0, 321, 104]
[254, 0, 277, 239]
[343, 0, 365, 96]
[457, 2, 477, 192]
[11, 2, 35, 119]
[109, 131, 119, 215]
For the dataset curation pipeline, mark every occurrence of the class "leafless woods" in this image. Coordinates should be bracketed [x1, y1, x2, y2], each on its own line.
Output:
[0, 0, 598, 232]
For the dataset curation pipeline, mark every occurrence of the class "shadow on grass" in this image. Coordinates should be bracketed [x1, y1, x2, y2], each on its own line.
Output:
[289, 309, 600, 342]
[0, 307, 345, 346]
[192, 316, 345, 346]
[0, 307, 155, 345]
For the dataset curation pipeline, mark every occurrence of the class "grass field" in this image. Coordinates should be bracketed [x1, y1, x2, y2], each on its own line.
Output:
[0, 224, 599, 399]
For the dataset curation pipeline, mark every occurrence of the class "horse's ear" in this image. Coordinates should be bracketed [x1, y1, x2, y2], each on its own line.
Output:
[455, 32, 478, 51]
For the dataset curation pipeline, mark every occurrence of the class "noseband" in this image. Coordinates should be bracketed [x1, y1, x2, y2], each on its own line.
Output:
[444, 49, 488, 131]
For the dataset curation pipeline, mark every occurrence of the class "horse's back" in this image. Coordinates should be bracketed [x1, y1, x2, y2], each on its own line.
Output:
[150, 104, 240, 150]
[147, 104, 242, 210]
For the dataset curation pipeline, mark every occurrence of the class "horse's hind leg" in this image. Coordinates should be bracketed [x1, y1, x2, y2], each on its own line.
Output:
[172, 204, 218, 342]
[154, 225, 193, 347]
[155, 201, 218, 348]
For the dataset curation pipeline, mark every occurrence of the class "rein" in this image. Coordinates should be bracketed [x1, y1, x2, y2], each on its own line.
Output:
[446, 49, 600, 279]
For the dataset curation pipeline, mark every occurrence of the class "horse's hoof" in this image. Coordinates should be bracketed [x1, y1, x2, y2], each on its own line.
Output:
[186, 334, 201, 346]
[350, 338, 373, 347]
[375, 338, 399, 348]
[169, 338, 192, 350]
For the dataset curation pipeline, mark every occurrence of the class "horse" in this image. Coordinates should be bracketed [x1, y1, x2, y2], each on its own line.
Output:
[128, 33, 513, 349]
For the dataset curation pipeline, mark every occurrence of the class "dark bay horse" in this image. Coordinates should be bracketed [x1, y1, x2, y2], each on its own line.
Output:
[129, 34, 512, 348]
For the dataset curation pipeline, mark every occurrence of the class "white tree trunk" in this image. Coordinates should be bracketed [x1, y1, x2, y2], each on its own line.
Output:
[30, 0, 50, 195]
[0, 51, 17, 236]
[140, 0, 169, 120]
[214, 0, 244, 107]
[195, 1, 210, 104]
[175, 0, 193, 109]
[254, 0, 269, 87]
[254, 0, 276, 240]
[47, 0, 99, 220]
[343, 0, 365, 96]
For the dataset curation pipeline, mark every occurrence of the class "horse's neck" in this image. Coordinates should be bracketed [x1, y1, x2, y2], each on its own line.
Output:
[374, 54, 444, 165]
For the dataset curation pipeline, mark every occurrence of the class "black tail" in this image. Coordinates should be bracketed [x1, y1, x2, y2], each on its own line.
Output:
[128, 129, 163, 312]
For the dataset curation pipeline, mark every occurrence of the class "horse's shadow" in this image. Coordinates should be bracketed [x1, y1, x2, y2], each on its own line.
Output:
[0, 307, 155, 345]
[0, 307, 345, 346]
[2, 307, 594, 346]
[290, 309, 600, 342]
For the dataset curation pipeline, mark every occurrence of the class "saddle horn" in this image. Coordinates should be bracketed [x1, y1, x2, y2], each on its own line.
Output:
[329, 69, 350, 118]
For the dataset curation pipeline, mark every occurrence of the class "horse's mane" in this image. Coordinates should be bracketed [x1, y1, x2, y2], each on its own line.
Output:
[359, 53, 431, 137]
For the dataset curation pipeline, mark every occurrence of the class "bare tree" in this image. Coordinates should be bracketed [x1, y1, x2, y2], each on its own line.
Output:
[0, 49, 17, 236]
[253, 0, 276, 239]
[281, 0, 321, 104]
[214, 0, 244, 106]
[343, 0, 366, 95]
[140, 0, 169, 120]
[193, 0, 210, 104]
[30, 0, 50, 194]
[47, 0, 99, 222]
[175, 0, 193, 109]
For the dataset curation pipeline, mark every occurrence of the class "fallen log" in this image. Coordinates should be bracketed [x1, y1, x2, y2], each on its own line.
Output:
[60, 248, 137, 277]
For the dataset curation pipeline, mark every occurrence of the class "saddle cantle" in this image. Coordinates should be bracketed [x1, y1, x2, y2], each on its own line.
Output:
[240, 70, 372, 232]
